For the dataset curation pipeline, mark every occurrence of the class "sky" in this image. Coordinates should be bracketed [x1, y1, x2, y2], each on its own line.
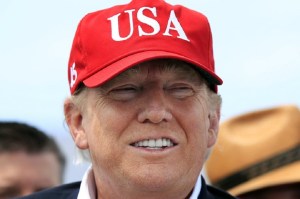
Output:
[0, 0, 299, 183]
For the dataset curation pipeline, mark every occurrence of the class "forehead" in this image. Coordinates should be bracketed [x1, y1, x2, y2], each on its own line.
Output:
[104, 59, 205, 85]
[0, 151, 61, 185]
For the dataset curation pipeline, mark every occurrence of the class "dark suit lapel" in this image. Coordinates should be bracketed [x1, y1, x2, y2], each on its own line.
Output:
[198, 177, 211, 199]
[68, 188, 80, 199]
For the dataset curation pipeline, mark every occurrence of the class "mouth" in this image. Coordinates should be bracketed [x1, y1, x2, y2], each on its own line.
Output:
[130, 137, 177, 149]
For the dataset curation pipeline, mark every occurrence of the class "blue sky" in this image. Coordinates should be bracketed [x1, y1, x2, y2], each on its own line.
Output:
[1, 0, 299, 183]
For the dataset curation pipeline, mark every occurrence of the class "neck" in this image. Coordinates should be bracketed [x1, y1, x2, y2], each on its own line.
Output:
[94, 174, 197, 199]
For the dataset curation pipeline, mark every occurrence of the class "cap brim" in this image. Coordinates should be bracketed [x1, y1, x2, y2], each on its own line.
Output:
[229, 161, 300, 196]
[83, 50, 223, 88]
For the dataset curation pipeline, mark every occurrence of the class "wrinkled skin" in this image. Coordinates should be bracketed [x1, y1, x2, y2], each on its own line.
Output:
[65, 60, 220, 199]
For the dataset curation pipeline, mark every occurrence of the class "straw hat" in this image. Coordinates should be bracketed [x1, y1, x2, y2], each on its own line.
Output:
[205, 105, 300, 196]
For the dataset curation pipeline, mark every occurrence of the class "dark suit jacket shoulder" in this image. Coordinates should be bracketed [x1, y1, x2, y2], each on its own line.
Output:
[18, 178, 236, 199]
[17, 181, 80, 199]
[202, 177, 237, 199]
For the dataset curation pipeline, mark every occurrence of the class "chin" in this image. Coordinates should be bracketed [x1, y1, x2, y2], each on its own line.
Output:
[135, 175, 174, 191]
[127, 165, 182, 191]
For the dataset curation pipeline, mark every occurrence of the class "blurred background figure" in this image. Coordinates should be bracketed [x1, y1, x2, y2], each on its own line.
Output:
[0, 122, 66, 198]
[205, 105, 300, 199]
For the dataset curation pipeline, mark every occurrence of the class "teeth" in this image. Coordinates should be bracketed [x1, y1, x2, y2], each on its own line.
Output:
[134, 138, 174, 148]
[143, 140, 148, 147]
[156, 139, 162, 147]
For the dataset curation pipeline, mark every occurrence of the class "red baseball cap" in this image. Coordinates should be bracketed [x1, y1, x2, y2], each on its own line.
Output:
[68, 0, 223, 94]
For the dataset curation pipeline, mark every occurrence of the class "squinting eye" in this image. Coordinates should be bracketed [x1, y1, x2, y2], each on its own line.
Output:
[108, 85, 139, 101]
[167, 85, 194, 99]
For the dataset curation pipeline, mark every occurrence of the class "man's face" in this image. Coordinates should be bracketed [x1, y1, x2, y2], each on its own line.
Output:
[71, 60, 219, 195]
[0, 151, 61, 198]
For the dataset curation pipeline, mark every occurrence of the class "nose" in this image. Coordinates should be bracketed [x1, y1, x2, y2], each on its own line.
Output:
[137, 88, 172, 123]
[138, 108, 173, 123]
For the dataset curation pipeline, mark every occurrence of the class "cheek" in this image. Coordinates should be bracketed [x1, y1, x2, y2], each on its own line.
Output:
[31, 155, 61, 186]
[84, 105, 132, 164]
[86, 104, 132, 142]
[179, 99, 210, 138]
[31, 166, 59, 186]
[179, 100, 211, 159]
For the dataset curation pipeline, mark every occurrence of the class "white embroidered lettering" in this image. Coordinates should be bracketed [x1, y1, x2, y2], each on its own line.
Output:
[107, 7, 189, 42]
[70, 63, 77, 88]
[137, 7, 160, 36]
[107, 9, 135, 41]
[163, 10, 190, 41]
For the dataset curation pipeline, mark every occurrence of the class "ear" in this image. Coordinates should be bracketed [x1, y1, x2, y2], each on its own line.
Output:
[64, 98, 89, 150]
[207, 107, 220, 148]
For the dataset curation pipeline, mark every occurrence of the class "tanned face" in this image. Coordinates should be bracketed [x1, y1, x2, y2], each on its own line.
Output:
[66, 60, 220, 198]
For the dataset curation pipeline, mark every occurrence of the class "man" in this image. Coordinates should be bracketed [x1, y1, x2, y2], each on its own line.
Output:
[205, 105, 300, 199]
[0, 122, 65, 198]
[21, 0, 236, 198]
